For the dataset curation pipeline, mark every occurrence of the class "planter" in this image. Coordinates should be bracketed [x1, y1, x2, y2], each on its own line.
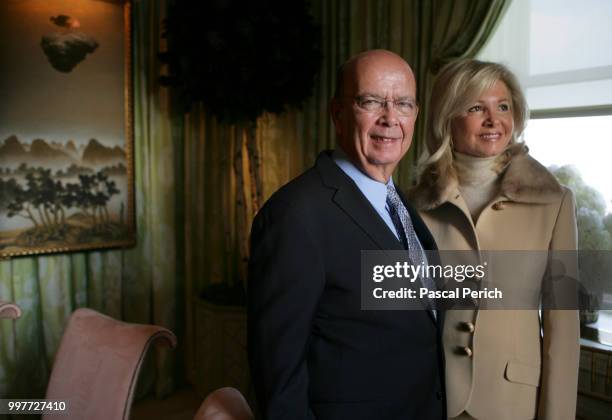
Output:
[192, 297, 254, 404]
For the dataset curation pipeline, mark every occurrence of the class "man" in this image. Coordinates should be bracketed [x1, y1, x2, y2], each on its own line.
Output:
[248, 50, 445, 420]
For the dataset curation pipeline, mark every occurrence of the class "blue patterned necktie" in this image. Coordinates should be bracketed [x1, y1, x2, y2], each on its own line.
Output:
[386, 183, 437, 313]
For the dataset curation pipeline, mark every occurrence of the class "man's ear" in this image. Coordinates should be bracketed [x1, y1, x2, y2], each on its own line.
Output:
[330, 98, 343, 136]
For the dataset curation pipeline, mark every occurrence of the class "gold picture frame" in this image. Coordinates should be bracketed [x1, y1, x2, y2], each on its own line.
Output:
[0, 0, 135, 258]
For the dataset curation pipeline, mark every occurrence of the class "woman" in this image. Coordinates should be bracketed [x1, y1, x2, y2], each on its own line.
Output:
[410, 59, 579, 419]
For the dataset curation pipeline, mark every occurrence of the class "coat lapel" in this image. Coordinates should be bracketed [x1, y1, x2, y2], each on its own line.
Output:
[316, 151, 441, 326]
[316, 151, 404, 251]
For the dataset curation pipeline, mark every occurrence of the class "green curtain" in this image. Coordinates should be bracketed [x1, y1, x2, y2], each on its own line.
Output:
[182, 0, 508, 377]
[411, 0, 509, 174]
[0, 0, 181, 400]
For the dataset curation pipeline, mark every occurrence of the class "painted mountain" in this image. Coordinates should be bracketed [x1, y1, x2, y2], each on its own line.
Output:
[81, 138, 125, 166]
[0, 135, 125, 170]
[0, 135, 28, 161]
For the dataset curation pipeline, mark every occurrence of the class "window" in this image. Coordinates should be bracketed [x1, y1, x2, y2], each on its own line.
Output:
[479, 0, 612, 111]
[478, 0, 612, 345]
[524, 116, 612, 214]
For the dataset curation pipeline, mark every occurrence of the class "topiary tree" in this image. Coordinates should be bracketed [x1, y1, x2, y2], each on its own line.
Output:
[159, 0, 321, 296]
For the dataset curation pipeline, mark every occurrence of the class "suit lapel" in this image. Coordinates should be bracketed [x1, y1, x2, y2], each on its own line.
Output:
[332, 187, 405, 251]
[315, 151, 442, 326]
[316, 151, 404, 251]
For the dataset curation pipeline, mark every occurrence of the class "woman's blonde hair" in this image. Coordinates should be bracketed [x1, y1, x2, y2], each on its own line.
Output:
[412, 59, 529, 204]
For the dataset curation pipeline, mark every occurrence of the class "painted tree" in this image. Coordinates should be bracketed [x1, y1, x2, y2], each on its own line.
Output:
[6, 170, 72, 235]
[0, 178, 20, 213]
[92, 172, 120, 224]
[69, 172, 119, 226]
[7, 173, 46, 228]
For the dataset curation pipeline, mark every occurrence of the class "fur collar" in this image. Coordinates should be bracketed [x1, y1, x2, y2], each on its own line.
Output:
[410, 152, 563, 210]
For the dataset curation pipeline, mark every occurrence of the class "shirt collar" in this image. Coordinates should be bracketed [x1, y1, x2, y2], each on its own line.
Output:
[332, 148, 393, 214]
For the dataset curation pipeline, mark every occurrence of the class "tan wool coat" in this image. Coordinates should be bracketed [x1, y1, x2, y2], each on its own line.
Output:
[410, 152, 580, 420]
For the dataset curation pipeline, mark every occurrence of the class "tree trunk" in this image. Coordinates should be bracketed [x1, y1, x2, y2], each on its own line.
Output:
[98, 206, 104, 224]
[53, 203, 60, 225]
[233, 124, 250, 289]
[246, 119, 263, 216]
[221, 130, 233, 280]
[25, 206, 40, 228]
[43, 206, 53, 227]
[86, 207, 96, 225]
[38, 206, 51, 227]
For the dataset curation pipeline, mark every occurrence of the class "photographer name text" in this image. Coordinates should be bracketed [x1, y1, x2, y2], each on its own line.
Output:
[372, 287, 502, 300]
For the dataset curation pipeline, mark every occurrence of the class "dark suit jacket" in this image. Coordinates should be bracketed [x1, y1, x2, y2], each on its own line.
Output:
[248, 151, 446, 420]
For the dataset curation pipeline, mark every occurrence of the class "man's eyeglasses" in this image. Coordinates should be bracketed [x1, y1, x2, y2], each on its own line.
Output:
[351, 95, 418, 117]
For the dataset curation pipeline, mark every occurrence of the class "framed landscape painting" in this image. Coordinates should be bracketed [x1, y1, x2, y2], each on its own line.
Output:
[0, 0, 134, 258]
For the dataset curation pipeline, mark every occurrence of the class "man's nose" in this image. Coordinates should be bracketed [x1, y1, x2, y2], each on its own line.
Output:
[379, 101, 400, 125]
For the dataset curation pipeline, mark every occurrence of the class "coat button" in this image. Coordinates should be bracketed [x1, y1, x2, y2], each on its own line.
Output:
[459, 321, 475, 333]
[458, 346, 473, 357]
[492, 201, 506, 210]
[436, 391, 444, 400]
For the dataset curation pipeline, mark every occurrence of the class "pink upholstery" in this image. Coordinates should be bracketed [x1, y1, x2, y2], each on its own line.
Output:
[44, 308, 177, 420]
[194, 387, 254, 420]
[0, 300, 22, 319]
